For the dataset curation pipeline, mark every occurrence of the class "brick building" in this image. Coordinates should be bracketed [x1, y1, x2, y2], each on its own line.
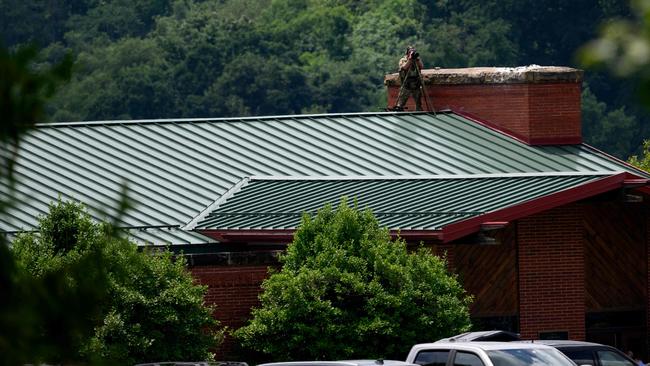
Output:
[3, 66, 650, 358]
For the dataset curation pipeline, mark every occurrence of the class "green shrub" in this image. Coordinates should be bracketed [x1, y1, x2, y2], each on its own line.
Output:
[11, 199, 223, 364]
[235, 199, 472, 361]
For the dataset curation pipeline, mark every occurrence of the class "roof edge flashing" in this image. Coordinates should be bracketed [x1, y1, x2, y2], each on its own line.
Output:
[35, 110, 444, 128]
[582, 143, 650, 179]
[249, 172, 622, 181]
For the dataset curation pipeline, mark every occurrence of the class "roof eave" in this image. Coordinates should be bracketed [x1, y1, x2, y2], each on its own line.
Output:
[197, 229, 296, 243]
[441, 172, 635, 242]
[196, 228, 445, 244]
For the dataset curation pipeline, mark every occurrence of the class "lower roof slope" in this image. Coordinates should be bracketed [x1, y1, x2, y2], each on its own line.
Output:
[193, 174, 610, 230]
[192, 173, 633, 243]
[2, 111, 647, 245]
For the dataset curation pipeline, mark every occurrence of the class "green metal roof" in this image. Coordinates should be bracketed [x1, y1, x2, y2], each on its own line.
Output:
[192, 173, 612, 231]
[2, 111, 647, 245]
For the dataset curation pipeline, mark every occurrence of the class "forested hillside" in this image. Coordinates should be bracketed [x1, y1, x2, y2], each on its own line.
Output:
[1, 0, 645, 158]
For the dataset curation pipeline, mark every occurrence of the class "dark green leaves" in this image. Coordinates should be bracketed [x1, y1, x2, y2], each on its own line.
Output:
[9, 200, 223, 365]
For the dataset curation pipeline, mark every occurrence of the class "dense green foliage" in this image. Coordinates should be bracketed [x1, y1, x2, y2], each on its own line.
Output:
[0, 0, 646, 158]
[0, 44, 88, 366]
[235, 200, 472, 361]
[1, 220, 110, 365]
[11, 200, 223, 365]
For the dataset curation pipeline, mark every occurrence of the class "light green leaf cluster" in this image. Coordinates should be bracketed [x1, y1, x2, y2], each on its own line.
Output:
[628, 139, 650, 172]
[235, 199, 472, 362]
[579, 0, 650, 159]
[580, 0, 650, 77]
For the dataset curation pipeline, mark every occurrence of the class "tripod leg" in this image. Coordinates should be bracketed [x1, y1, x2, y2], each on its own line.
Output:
[395, 83, 408, 110]
[414, 62, 436, 115]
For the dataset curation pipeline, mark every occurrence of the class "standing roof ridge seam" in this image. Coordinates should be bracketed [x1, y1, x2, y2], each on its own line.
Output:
[247, 172, 620, 181]
[34, 111, 446, 129]
[182, 177, 250, 231]
[581, 143, 650, 178]
[206, 211, 485, 216]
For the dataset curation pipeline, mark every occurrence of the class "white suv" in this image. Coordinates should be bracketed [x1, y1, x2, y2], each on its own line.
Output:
[406, 341, 577, 366]
[259, 360, 418, 366]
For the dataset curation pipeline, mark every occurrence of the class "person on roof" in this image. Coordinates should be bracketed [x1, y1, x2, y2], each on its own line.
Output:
[394, 45, 425, 111]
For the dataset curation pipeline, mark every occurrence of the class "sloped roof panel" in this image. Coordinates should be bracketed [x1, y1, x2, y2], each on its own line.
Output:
[3, 111, 646, 245]
[194, 174, 611, 231]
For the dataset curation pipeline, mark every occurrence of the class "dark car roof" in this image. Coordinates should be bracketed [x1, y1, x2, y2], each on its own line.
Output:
[436, 331, 522, 343]
[524, 340, 614, 348]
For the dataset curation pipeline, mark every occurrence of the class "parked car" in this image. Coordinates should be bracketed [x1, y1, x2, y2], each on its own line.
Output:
[524, 340, 637, 366]
[429, 331, 638, 366]
[405, 341, 576, 366]
[259, 360, 418, 366]
[135, 362, 249, 366]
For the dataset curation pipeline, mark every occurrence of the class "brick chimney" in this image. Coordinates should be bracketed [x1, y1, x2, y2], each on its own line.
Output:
[384, 66, 584, 145]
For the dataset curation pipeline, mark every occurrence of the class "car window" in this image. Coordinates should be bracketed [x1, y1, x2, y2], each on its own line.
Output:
[486, 348, 575, 366]
[597, 350, 637, 366]
[415, 350, 451, 366]
[560, 349, 596, 366]
[454, 352, 484, 366]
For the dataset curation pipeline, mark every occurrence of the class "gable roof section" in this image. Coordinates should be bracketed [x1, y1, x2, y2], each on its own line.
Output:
[3, 111, 648, 245]
[192, 172, 639, 243]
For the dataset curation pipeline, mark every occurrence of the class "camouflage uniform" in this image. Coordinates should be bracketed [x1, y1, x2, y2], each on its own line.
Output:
[396, 55, 423, 111]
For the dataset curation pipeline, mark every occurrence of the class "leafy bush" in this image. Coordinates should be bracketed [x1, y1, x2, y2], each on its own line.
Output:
[235, 199, 472, 361]
[11, 200, 223, 365]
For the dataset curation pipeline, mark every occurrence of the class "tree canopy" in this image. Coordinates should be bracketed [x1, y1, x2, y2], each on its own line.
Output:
[1, 0, 647, 159]
[235, 200, 472, 362]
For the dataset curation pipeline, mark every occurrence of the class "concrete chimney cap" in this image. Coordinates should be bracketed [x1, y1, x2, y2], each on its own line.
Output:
[384, 65, 583, 86]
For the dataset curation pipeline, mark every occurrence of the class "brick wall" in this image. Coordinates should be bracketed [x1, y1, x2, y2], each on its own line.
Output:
[528, 83, 581, 142]
[518, 204, 585, 340]
[190, 265, 271, 359]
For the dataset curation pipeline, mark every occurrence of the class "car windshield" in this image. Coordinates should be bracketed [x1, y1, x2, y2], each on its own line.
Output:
[487, 348, 575, 366]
